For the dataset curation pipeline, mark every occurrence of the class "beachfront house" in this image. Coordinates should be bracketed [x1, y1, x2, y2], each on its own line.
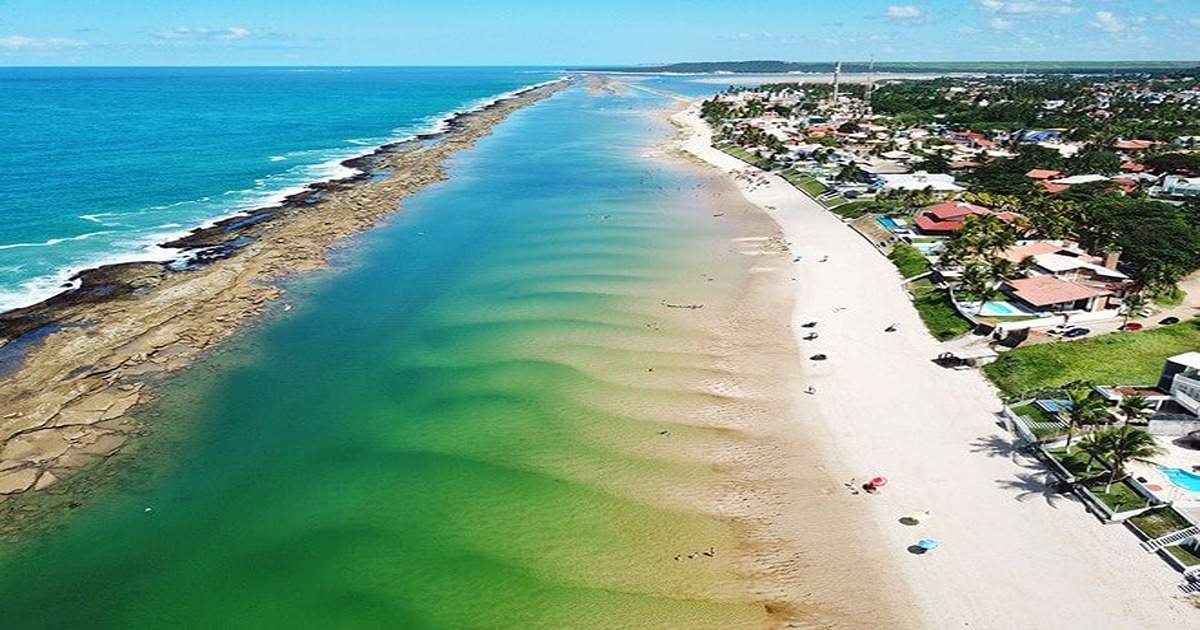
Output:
[877, 171, 964, 194]
[1096, 353, 1200, 434]
[1002, 275, 1116, 314]
[991, 239, 1130, 317]
[912, 201, 1019, 236]
[1160, 175, 1200, 198]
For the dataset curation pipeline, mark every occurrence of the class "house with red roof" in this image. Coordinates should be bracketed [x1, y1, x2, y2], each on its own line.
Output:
[1025, 169, 1063, 180]
[1037, 180, 1071, 194]
[1113, 139, 1157, 151]
[1003, 276, 1115, 313]
[912, 202, 1022, 236]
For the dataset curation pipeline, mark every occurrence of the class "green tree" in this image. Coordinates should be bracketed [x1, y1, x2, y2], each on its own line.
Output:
[1117, 393, 1152, 426]
[1121, 291, 1147, 326]
[1062, 384, 1108, 454]
[1077, 431, 1109, 474]
[837, 162, 865, 183]
[1067, 146, 1123, 175]
[1098, 426, 1165, 493]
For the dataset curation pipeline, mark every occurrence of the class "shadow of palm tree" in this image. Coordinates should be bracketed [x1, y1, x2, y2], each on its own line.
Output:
[970, 434, 1024, 460]
[995, 471, 1076, 507]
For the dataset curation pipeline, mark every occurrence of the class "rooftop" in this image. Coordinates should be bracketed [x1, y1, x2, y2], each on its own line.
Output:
[1168, 352, 1200, 371]
[1006, 276, 1111, 307]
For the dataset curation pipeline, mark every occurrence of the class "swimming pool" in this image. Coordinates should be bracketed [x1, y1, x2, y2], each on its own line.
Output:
[1161, 467, 1200, 492]
[877, 216, 904, 232]
[977, 301, 1018, 316]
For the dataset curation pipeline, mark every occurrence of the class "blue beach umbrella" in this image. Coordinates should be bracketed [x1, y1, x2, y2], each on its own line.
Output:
[917, 538, 940, 551]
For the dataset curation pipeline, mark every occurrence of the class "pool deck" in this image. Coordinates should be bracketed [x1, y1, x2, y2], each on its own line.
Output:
[1130, 440, 1200, 507]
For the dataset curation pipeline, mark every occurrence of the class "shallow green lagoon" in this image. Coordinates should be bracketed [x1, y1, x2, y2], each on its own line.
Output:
[1, 87, 770, 628]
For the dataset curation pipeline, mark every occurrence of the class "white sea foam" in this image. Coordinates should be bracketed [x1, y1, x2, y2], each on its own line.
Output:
[0, 231, 113, 251]
[269, 155, 287, 162]
[0, 76, 568, 314]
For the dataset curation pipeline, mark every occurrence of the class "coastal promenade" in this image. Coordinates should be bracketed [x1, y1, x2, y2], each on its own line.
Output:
[674, 104, 1198, 628]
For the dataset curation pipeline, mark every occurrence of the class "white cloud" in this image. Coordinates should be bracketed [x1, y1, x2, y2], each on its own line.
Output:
[886, 5, 923, 21]
[989, 17, 1013, 30]
[155, 26, 257, 42]
[979, 0, 1080, 16]
[0, 35, 88, 50]
[1090, 11, 1125, 34]
[959, 26, 982, 35]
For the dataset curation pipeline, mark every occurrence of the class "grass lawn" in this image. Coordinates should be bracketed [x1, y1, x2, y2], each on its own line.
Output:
[718, 144, 771, 170]
[1084, 478, 1148, 513]
[831, 200, 880, 219]
[982, 318, 1200, 397]
[1165, 544, 1200, 567]
[780, 170, 829, 196]
[1046, 447, 1104, 477]
[1012, 402, 1059, 424]
[1129, 507, 1193, 539]
[888, 243, 930, 278]
[909, 279, 974, 341]
[1154, 285, 1185, 307]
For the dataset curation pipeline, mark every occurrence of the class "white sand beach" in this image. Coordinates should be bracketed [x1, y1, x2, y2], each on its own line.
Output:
[673, 104, 1200, 629]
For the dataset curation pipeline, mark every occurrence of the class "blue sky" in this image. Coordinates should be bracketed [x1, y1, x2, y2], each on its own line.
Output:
[2, 0, 1198, 66]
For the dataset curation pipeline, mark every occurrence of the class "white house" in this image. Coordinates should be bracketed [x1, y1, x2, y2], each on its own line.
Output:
[877, 171, 964, 193]
[1162, 175, 1200, 197]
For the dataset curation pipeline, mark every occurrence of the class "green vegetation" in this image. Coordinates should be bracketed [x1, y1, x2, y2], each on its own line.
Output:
[1084, 479, 1148, 513]
[1128, 507, 1193, 539]
[909, 279, 973, 341]
[1012, 402, 1059, 424]
[780, 170, 828, 196]
[983, 318, 1200, 396]
[717, 144, 771, 170]
[1046, 447, 1102, 477]
[1165, 545, 1200, 567]
[829, 199, 878, 219]
[888, 243, 930, 278]
[1154, 285, 1185, 307]
[1008, 403, 1065, 436]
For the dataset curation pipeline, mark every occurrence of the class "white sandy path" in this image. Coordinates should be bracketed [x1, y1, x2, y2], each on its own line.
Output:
[674, 105, 1200, 629]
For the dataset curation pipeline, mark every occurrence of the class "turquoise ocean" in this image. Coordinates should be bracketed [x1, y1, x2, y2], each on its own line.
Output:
[0, 69, 788, 628]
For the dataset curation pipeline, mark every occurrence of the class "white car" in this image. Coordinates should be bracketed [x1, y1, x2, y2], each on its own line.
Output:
[1046, 324, 1072, 336]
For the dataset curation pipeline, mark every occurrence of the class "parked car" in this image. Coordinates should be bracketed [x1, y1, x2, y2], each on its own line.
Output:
[1046, 324, 1072, 336]
[1138, 307, 1155, 317]
[1160, 316, 1181, 326]
[1063, 327, 1091, 338]
[1120, 322, 1144, 331]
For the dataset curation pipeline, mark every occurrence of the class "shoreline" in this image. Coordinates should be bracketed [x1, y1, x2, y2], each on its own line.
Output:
[650, 100, 919, 627]
[0, 78, 567, 318]
[671, 102, 1199, 627]
[0, 79, 570, 503]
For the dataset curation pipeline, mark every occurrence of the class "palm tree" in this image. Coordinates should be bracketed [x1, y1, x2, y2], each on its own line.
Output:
[1062, 384, 1108, 454]
[1117, 393, 1152, 426]
[1099, 426, 1165, 493]
[960, 262, 994, 315]
[1076, 431, 1109, 475]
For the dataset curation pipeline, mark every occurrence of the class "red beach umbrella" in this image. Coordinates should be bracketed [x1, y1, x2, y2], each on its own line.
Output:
[869, 476, 888, 488]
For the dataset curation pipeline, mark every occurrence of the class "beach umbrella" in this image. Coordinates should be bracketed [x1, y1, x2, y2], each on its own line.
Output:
[906, 511, 931, 523]
[869, 476, 888, 488]
[916, 538, 940, 551]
